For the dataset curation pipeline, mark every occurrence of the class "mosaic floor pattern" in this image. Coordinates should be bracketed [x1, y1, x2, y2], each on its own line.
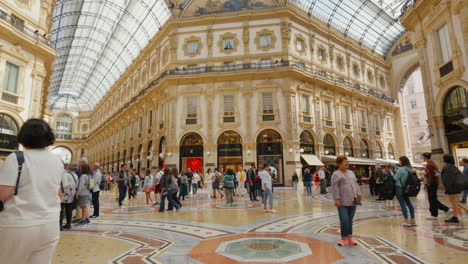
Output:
[54, 186, 467, 264]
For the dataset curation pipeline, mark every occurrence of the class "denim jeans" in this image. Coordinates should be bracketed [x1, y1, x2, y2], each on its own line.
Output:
[304, 181, 312, 195]
[395, 185, 415, 219]
[192, 183, 198, 195]
[461, 189, 468, 203]
[160, 192, 180, 211]
[118, 185, 127, 206]
[263, 188, 273, 208]
[337, 206, 356, 239]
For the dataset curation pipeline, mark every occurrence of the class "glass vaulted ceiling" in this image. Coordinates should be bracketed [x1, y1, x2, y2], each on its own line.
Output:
[48, 0, 171, 111]
[48, 0, 406, 111]
[290, 0, 407, 55]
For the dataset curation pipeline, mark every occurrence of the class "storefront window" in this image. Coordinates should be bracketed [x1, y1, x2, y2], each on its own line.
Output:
[323, 134, 336, 155]
[343, 137, 353, 157]
[180, 133, 204, 173]
[0, 113, 18, 157]
[257, 129, 283, 185]
[218, 131, 243, 173]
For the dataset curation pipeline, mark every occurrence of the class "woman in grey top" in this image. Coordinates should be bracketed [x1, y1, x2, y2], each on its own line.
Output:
[75, 164, 92, 226]
[331, 156, 362, 246]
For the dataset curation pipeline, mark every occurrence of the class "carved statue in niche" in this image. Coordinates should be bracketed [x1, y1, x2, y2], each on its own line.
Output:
[281, 22, 292, 42]
[171, 0, 184, 17]
[40, 0, 53, 31]
[309, 34, 315, 53]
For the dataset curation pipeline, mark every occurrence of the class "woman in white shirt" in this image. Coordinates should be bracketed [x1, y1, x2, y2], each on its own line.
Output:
[205, 168, 213, 197]
[0, 119, 64, 264]
[143, 169, 154, 205]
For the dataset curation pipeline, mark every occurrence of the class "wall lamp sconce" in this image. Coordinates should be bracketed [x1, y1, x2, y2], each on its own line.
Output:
[167, 152, 173, 157]
[289, 148, 305, 154]
[247, 150, 251, 155]
[207, 151, 211, 156]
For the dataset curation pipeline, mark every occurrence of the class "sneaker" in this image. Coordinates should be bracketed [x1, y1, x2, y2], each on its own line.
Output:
[445, 217, 459, 223]
[120, 206, 125, 209]
[84, 218, 91, 224]
[264, 209, 270, 213]
[426, 215, 438, 220]
[347, 237, 358, 245]
[269, 209, 278, 213]
[90, 215, 99, 218]
[74, 220, 85, 227]
[337, 239, 347, 246]
[176, 207, 181, 212]
[400, 222, 411, 227]
[63, 224, 71, 230]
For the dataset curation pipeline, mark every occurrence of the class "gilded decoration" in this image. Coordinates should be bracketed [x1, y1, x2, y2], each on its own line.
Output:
[217, 32, 239, 55]
[182, 0, 277, 17]
[182, 36, 203, 58]
[254, 29, 277, 52]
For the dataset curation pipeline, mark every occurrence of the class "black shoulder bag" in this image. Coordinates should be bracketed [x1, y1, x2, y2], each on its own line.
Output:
[0, 151, 25, 212]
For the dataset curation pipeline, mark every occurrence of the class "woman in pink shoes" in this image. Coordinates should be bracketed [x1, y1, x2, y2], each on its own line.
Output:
[331, 156, 362, 246]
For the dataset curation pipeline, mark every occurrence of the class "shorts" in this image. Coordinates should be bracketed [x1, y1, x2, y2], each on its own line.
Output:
[154, 184, 162, 194]
[77, 195, 89, 207]
[213, 181, 220, 190]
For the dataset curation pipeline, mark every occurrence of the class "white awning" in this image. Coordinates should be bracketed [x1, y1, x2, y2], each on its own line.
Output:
[346, 157, 376, 165]
[301, 154, 324, 166]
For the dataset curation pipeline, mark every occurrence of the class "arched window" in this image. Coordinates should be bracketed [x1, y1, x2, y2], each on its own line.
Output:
[323, 134, 336, 155]
[56, 114, 73, 139]
[300, 130, 314, 154]
[257, 129, 282, 143]
[360, 139, 369, 158]
[343, 137, 353, 157]
[218, 131, 242, 144]
[375, 142, 383, 159]
[181, 132, 203, 146]
[443, 86, 468, 135]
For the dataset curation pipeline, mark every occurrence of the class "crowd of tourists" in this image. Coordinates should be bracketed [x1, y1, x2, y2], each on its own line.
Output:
[1, 119, 468, 263]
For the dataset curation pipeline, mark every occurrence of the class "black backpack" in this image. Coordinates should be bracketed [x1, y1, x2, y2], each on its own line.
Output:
[401, 168, 421, 197]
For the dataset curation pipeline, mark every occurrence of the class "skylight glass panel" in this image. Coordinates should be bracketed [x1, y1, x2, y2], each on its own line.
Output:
[48, 0, 171, 111]
[288, 0, 406, 57]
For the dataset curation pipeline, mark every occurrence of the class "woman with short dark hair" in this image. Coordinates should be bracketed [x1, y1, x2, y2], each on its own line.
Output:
[331, 156, 362, 246]
[0, 119, 64, 263]
[441, 154, 468, 223]
[393, 156, 416, 227]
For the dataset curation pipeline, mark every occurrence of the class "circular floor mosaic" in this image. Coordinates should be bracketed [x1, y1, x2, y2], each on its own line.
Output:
[211, 202, 262, 210]
[102, 206, 158, 215]
[215, 238, 312, 262]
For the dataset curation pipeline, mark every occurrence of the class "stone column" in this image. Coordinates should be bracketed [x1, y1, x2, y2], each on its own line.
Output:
[284, 90, 301, 187]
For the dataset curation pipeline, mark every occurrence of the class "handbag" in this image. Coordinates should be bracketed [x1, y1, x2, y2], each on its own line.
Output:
[0, 151, 24, 212]
[353, 196, 362, 206]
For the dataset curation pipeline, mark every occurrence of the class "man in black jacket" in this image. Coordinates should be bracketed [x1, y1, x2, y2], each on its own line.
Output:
[185, 168, 194, 194]
[247, 163, 258, 202]
[117, 164, 128, 208]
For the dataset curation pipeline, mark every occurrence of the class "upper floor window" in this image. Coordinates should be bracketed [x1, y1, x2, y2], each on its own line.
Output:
[3, 62, 19, 94]
[336, 56, 344, 70]
[342, 105, 350, 124]
[138, 116, 143, 135]
[56, 114, 73, 140]
[318, 48, 326, 62]
[159, 104, 165, 128]
[367, 70, 373, 83]
[262, 92, 274, 114]
[296, 39, 304, 51]
[375, 115, 381, 131]
[324, 101, 332, 120]
[223, 38, 234, 50]
[259, 35, 272, 47]
[352, 63, 359, 77]
[187, 41, 199, 54]
[223, 95, 234, 116]
[410, 100, 417, 109]
[379, 76, 386, 89]
[187, 97, 197, 118]
[302, 95, 310, 114]
[359, 110, 367, 128]
[436, 24, 452, 64]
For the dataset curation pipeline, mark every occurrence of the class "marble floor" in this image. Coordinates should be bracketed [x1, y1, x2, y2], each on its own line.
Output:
[54, 185, 467, 264]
